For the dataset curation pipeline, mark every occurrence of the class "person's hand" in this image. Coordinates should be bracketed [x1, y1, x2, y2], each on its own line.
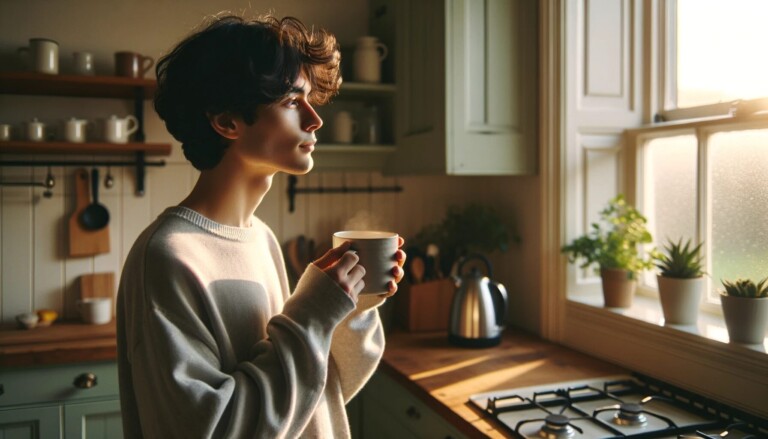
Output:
[381, 236, 407, 298]
[313, 241, 366, 301]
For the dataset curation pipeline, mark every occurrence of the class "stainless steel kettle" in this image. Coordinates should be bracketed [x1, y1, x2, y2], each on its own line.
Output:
[448, 254, 508, 347]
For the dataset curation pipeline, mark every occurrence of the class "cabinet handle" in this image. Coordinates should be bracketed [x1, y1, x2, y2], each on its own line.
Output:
[406, 406, 421, 420]
[73, 372, 98, 389]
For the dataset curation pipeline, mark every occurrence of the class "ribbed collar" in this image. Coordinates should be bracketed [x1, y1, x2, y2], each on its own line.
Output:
[163, 206, 261, 242]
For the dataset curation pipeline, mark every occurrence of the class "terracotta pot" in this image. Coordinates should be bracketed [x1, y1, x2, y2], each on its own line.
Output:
[721, 295, 768, 344]
[600, 268, 636, 308]
[657, 275, 704, 325]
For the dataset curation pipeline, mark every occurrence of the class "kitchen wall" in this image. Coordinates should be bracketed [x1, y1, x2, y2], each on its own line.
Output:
[0, 0, 542, 332]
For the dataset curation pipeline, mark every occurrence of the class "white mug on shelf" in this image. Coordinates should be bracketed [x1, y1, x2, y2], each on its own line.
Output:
[104, 115, 138, 144]
[27, 118, 46, 142]
[64, 117, 88, 143]
[0, 124, 12, 141]
[333, 111, 357, 144]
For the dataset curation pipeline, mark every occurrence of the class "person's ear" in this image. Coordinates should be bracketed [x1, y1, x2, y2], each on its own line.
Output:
[208, 112, 240, 140]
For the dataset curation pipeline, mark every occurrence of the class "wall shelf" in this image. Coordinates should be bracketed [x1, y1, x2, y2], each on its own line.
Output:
[313, 144, 396, 171]
[0, 71, 156, 99]
[0, 141, 170, 156]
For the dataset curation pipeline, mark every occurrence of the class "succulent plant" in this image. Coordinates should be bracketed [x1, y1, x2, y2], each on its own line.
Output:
[720, 277, 768, 298]
[561, 195, 655, 277]
[654, 238, 705, 279]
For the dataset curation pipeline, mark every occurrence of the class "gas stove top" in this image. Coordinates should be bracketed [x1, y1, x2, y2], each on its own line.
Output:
[469, 374, 767, 438]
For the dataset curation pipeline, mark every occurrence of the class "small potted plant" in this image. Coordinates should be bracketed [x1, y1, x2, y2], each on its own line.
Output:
[654, 238, 706, 325]
[720, 277, 768, 344]
[561, 195, 654, 308]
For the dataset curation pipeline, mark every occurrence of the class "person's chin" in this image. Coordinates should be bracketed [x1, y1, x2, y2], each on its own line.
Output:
[283, 156, 314, 175]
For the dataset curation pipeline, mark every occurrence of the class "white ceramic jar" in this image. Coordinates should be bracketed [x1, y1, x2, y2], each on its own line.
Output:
[354, 36, 388, 83]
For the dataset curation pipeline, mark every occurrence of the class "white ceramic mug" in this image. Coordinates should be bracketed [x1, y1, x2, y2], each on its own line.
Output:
[332, 230, 399, 295]
[333, 111, 357, 144]
[78, 297, 112, 325]
[104, 115, 138, 143]
[27, 118, 46, 142]
[0, 124, 11, 141]
[354, 36, 388, 83]
[73, 51, 95, 76]
[65, 118, 88, 143]
[17, 38, 59, 74]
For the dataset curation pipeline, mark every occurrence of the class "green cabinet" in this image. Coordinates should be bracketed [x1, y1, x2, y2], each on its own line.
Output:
[385, 0, 539, 175]
[355, 372, 467, 439]
[0, 361, 122, 439]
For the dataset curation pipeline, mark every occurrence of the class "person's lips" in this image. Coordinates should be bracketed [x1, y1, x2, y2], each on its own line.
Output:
[300, 141, 316, 152]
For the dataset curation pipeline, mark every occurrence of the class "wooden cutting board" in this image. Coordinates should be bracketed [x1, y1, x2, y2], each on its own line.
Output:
[69, 168, 110, 257]
[80, 272, 116, 317]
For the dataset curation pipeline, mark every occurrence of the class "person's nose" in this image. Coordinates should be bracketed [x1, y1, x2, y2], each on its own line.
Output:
[302, 103, 323, 132]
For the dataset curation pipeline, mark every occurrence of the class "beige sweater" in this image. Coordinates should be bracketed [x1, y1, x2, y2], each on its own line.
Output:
[117, 207, 385, 438]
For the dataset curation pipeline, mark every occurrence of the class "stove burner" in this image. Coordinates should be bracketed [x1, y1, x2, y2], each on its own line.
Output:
[538, 414, 576, 439]
[613, 402, 648, 426]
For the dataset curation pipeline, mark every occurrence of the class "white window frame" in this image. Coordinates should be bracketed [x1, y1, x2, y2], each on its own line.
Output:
[542, 0, 768, 419]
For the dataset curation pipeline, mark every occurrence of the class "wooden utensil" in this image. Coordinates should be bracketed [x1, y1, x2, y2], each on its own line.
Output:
[69, 168, 110, 257]
[79, 272, 116, 317]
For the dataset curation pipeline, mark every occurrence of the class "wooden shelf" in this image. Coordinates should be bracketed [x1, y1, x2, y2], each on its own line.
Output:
[313, 143, 395, 171]
[0, 71, 156, 99]
[339, 81, 396, 97]
[0, 141, 171, 156]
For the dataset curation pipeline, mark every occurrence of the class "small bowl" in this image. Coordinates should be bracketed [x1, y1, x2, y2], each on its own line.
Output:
[16, 312, 39, 330]
[36, 309, 58, 327]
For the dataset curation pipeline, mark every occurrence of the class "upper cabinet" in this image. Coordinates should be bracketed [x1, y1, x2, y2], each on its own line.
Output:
[384, 0, 539, 175]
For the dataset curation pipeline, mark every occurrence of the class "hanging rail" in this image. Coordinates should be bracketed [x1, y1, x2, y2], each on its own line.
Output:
[287, 175, 403, 213]
[0, 152, 165, 195]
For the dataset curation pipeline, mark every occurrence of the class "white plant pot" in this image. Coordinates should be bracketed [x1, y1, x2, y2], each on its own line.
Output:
[721, 295, 768, 345]
[657, 275, 704, 325]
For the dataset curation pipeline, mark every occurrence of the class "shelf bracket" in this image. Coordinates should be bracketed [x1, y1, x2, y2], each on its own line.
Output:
[287, 175, 403, 213]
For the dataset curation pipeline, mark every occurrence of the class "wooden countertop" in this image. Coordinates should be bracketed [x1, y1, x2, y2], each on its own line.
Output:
[379, 329, 626, 438]
[0, 320, 116, 367]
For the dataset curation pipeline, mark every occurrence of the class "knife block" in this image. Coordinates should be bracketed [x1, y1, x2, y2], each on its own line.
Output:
[395, 278, 455, 332]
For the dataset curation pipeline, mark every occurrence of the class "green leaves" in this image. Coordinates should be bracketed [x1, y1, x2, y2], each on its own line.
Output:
[654, 238, 705, 279]
[561, 194, 654, 275]
[721, 277, 768, 298]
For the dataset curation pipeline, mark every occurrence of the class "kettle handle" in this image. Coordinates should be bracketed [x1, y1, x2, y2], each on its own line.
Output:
[490, 281, 508, 329]
[457, 253, 492, 278]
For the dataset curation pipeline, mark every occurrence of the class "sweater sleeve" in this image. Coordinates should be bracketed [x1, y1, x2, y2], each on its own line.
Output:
[329, 293, 387, 402]
[123, 249, 355, 439]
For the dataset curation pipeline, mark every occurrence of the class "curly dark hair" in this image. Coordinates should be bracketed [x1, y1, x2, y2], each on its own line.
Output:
[154, 14, 341, 170]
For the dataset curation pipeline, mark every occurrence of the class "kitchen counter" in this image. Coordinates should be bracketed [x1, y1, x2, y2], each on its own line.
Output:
[379, 329, 626, 438]
[0, 320, 116, 367]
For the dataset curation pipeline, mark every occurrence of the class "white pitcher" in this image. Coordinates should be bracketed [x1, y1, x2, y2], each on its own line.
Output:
[354, 36, 388, 83]
[64, 117, 89, 143]
[104, 115, 138, 144]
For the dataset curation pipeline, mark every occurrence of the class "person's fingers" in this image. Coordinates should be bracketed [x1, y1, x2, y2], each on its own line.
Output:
[313, 241, 352, 270]
[380, 280, 398, 297]
[394, 249, 406, 268]
[391, 264, 405, 283]
[397, 236, 405, 248]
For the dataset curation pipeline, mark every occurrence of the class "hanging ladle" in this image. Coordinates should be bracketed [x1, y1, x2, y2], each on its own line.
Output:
[80, 168, 110, 230]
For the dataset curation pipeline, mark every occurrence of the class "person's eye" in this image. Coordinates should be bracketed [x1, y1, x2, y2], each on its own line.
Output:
[285, 98, 299, 108]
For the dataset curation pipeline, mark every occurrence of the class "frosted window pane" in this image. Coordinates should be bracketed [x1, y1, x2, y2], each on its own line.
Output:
[710, 129, 768, 300]
[677, 0, 768, 108]
[644, 136, 698, 287]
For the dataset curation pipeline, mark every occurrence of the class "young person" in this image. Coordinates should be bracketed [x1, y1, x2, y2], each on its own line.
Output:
[116, 14, 405, 438]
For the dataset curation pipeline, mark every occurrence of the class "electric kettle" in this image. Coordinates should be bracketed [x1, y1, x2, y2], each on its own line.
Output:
[448, 254, 508, 348]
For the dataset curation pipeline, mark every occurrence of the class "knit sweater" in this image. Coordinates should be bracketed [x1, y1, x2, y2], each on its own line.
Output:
[116, 206, 385, 438]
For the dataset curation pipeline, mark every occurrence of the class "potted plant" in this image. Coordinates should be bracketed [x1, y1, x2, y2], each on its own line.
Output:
[561, 195, 654, 308]
[654, 238, 706, 325]
[720, 277, 768, 344]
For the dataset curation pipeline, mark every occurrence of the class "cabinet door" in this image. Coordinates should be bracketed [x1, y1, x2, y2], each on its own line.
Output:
[0, 405, 61, 439]
[448, 0, 538, 175]
[393, 0, 449, 174]
[63, 400, 122, 439]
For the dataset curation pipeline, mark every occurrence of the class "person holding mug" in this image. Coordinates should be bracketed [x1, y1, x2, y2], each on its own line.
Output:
[116, 14, 406, 439]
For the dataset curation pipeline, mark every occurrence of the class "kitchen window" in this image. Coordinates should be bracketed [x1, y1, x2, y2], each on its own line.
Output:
[631, 0, 768, 317]
[552, 0, 768, 416]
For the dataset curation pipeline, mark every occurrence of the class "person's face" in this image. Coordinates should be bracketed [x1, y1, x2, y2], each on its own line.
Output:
[229, 73, 323, 175]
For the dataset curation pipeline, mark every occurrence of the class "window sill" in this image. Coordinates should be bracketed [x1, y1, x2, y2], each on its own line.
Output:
[560, 292, 768, 418]
[567, 292, 767, 353]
